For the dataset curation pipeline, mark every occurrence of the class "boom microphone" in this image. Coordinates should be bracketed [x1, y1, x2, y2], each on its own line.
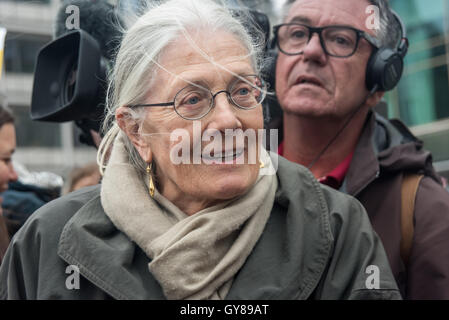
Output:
[54, 0, 123, 61]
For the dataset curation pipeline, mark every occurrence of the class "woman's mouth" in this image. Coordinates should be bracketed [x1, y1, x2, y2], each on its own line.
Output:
[201, 148, 245, 163]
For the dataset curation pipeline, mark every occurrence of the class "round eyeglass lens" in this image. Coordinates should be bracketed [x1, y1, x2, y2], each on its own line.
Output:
[230, 75, 265, 109]
[174, 86, 213, 120]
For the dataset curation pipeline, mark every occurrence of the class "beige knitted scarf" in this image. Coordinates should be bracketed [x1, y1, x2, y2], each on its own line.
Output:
[100, 132, 277, 300]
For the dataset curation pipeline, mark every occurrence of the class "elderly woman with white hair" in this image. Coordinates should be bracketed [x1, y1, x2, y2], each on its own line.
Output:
[0, 0, 400, 300]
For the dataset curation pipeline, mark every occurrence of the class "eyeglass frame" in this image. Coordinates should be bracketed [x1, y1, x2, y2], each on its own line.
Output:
[128, 75, 267, 120]
[272, 23, 381, 58]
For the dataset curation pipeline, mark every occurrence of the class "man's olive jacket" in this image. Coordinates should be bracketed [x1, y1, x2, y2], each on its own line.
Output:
[0, 157, 401, 300]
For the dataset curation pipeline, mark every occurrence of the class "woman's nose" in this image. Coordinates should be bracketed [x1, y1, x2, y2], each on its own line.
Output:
[207, 92, 242, 131]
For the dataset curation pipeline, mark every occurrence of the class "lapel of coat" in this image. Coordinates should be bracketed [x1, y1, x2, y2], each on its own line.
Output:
[343, 111, 381, 197]
[57, 192, 166, 300]
[227, 157, 333, 300]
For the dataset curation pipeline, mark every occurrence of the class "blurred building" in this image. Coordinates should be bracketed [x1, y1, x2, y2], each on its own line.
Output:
[386, 0, 449, 178]
[0, 0, 97, 177]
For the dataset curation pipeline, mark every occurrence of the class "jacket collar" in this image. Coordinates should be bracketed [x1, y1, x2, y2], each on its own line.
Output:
[343, 111, 381, 196]
[57, 187, 166, 300]
[227, 156, 333, 299]
[343, 110, 441, 196]
[57, 157, 333, 300]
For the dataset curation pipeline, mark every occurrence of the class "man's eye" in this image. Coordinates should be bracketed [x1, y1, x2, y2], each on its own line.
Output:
[290, 30, 306, 39]
[332, 36, 352, 46]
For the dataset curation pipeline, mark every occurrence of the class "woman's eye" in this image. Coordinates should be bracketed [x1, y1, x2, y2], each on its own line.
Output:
[187, 96, 200, 105]
[232, 84, 251, 99]
[181, 93, 203, 106]
[237, 87, 249, 95]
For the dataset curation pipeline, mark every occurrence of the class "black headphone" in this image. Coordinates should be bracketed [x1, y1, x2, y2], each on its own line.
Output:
[365, 10, 409, 92]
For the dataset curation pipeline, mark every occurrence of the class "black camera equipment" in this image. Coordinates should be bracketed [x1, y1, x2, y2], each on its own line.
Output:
[30, 0, 122, 147]
[31, 30, 107, 145]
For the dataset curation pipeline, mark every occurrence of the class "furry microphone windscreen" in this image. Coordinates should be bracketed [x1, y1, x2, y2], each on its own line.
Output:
[54, 0, 123, 61]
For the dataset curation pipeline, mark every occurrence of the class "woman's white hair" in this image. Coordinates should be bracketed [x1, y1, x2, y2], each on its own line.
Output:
[97, 0, 267, 176]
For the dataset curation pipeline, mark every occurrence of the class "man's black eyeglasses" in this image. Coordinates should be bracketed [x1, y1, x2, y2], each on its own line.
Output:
[273, 23, 380, 58]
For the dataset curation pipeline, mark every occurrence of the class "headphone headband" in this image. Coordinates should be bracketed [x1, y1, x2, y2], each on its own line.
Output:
[390, 10, 408, 58]
[365, 9, 408, 92]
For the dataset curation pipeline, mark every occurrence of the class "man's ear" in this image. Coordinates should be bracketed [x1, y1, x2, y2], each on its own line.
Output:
[366, 90, 385, 108]
[116, 106, 152, 163]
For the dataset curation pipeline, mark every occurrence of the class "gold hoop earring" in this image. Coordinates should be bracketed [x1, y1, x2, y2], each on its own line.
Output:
[259, 160, 265, 168]
[146, 163, 155, 198]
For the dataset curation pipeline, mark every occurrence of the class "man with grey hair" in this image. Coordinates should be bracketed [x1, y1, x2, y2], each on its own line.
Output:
[271, 0, 449, 299]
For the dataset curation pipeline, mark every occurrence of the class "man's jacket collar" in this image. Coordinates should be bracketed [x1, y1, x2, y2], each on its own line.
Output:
[344, 110, 440, 196]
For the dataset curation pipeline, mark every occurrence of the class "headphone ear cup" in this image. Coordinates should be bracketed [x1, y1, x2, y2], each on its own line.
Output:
[366, 48, 404, 92]
[263, 49, 278, 93]
[383, 52, 404, 91]
[262, 49, 284, 123]
[366, 48, 381, 92]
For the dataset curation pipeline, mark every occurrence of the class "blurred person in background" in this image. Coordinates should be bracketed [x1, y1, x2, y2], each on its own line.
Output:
[0, 106, 18, 265]
[1, 161, 63, 237]
[65, 162, 101, 193]
[0, 106, 63, 264]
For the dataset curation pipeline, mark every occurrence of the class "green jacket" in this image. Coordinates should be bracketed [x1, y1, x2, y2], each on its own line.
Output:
[0, 157, 401, 299]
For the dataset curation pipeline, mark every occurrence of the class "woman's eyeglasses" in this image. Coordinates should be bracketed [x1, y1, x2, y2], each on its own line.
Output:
[129, 75, 266, 120]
